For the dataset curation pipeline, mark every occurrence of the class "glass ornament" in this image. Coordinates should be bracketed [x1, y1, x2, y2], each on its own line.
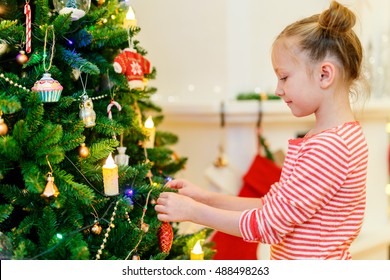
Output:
[141, 222, 149, 233]
[31, 73, 63, 102]
[53, 0, 91, 21]
[79, 95, 96, 128]
[91, 223, 102, 235]
[114, 146, 129, 166]
[41, 173, 60, 198]
[16, 51, 29, 65]
[0, 114, 8, 136]
[78, 143, 90, 158]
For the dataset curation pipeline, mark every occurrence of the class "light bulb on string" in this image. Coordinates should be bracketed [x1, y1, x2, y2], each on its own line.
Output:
[64, 37, 74, 47]
[123, 186, 134, 207]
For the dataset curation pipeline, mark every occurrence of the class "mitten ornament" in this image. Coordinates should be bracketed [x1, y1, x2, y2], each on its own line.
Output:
[113, 48, 151, 90]
[158, 222, 173, 253]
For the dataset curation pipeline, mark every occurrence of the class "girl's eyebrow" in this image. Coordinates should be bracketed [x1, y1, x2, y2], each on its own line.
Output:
[274, 67, 285, 75]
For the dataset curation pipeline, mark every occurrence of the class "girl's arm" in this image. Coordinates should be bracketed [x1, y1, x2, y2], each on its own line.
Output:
[204, 191, 263, 211]
[166, 179, 263, 211]
[155, 192, 243, 237]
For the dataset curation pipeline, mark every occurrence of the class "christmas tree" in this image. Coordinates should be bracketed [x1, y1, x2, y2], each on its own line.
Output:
[0, 0, 214, 260]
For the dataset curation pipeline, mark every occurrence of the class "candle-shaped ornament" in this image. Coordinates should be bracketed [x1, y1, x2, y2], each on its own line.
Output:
[123, 5, 137, 28]
[190, 240, 204, 260]
[102, 153, 119, 196]
[143, 116, 155, 149]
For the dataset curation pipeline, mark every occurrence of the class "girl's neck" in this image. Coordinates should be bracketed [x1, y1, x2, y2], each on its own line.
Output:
[309, 95, 355, 137]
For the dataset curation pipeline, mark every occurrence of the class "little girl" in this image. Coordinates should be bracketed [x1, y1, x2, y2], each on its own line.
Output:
[155, 1, 369, 260]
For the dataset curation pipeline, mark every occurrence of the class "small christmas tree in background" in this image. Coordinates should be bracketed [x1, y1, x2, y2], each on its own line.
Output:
[0, 0, 214, 260]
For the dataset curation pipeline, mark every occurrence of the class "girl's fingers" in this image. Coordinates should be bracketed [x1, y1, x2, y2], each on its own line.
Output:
[165, 179, 185, 190]
[154, 204, 163, 212]
[157, 213, 168, 222]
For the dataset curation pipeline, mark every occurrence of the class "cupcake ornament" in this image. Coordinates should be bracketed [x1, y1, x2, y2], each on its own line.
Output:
[32, 73, 63, 102]
[31, 25, 63, 102]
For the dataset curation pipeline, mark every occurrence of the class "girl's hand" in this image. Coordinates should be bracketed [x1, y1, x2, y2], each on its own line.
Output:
[156, 191, 243, 237]
[165, 179, 209, 203]
[155, 192, 197, 222]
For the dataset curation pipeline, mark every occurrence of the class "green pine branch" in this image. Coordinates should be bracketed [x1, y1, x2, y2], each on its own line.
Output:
[89, 28, 129, 50]
[0, 92, 22, 114]
[34, 0, 51, 26]
[59, 47, 100, 75]
[0, 20, 23, 45]
[0, 204, 14, 223]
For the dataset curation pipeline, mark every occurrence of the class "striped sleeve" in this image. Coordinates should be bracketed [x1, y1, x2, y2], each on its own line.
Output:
[239, 133, 350, 243]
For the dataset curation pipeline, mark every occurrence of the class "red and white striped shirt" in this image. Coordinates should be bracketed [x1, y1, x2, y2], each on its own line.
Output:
[239, 122, 368, 259]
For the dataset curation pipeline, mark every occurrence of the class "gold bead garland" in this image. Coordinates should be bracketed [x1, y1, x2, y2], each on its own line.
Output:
[90, 94, 108, 101]
[95, 200, 120, 260]
[0, 73, 30, 92]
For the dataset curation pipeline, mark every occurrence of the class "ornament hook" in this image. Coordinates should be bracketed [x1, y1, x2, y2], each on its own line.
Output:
[78, 65, 89, 97]
[46, 154, 53, 174]
[43, 25, 56, 72]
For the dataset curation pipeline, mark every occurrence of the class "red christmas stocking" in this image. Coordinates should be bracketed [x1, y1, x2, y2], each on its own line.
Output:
[211, 154, 281, 260]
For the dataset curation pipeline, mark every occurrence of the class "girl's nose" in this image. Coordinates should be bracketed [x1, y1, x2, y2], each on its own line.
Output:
[274, 87, 284, 97]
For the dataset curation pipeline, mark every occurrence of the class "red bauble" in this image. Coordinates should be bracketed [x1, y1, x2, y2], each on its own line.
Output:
[16, 51, 29, 65]
[158, 222, 173, 253]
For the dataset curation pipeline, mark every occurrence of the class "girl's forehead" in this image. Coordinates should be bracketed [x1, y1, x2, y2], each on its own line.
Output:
[272, 38, 309, 65]
[272, 43, 297, 65]
[273, 37, 301, 57]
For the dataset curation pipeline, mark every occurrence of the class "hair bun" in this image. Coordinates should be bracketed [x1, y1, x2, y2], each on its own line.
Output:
[318, 1, 356, 34]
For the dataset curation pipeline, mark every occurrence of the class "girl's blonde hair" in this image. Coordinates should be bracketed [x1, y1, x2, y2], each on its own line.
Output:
[275, 1, 369, 99]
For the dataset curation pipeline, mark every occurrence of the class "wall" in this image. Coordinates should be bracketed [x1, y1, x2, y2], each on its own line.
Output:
[129, 0, 390, 259]
[132, 0, 390, 102]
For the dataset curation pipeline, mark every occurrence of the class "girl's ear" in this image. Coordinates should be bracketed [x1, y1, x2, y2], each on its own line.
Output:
[319, 62, 336, 89]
